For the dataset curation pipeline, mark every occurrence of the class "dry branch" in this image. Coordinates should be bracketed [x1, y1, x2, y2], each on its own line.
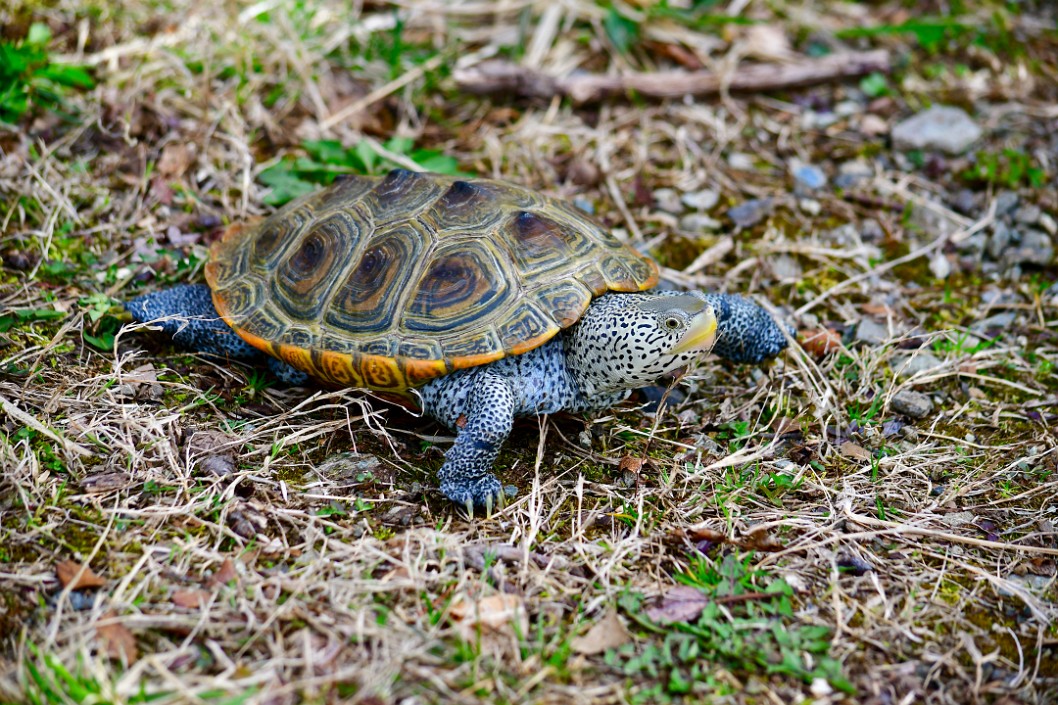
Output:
[454, 49, 890, 103]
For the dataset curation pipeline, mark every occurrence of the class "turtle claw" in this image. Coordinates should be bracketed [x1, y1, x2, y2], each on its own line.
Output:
[441, 473, 508, 515]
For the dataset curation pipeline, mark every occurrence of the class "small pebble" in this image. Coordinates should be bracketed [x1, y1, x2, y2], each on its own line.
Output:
[790, 159, 827, 192]
[970, 311, 1017, 337]
[727, 152, 755, 170]
[891, 105, 982, 155]
[1014, 205, 1041, 225]
[727, 198, 773, 228]
[572, 197, 594, 215]
[929, 252, 952, 279]
[987, 222, 1014, 260]
[798, 198, 822, 215]
[859, 113, 888, 136]
[853, 318, 889, 346]
[1038, 213, 1057, 235]
[951, 189, 979, 215]
[678, 213, 722, 232]
[994, 191, 1020, 217]
[1004, 229, 1054, 267]
[680, 189, 719, 211]
[891, 390, 933, 419]
[890, 352, 945, 378]
[652, 188, 683, 214]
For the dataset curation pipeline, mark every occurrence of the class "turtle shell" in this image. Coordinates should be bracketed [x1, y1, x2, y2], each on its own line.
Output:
[205, 169, 659, 392]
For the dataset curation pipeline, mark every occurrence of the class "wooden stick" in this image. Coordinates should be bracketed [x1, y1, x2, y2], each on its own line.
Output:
[454, 49, 890, 104]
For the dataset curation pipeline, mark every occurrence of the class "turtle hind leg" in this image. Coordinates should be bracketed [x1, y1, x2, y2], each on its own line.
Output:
[266, 357, 310, 386]
[435, 371, 517, 512]
[126, 283, 261, 361]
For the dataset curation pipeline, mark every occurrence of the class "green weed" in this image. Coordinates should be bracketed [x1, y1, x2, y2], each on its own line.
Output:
[962, 148, 1046, 189]
[258, 137, 470, 206]
[610, 555, 852, 702]
[0, 23, 94, 124]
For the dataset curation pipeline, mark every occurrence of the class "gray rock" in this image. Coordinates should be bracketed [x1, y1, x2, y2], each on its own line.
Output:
[770, 254, 803, 281]
[951, 189, 979, 215]
[727, 152, 755, 170]
[861, 219, 884, 242]
[854, 318, 890, 346]
[970, 311, 1017, 337]
[790, 160, 827, 192]
[988, 222, 1014, 260]
[1015, 205, 1041, 225]
[679, 213, 722, 232]
[834, 162, 873, 189]
[957, 231, 988, 255]
[891, 105, 982, 155]
[652, 188, 683, 214]
[727, 198, 772, 228]
[318, 453, 383, 481]
[681, 189, 719, 211]
[929, 252, 952, 279]
[994, 191, 1020, 217]
[799, 198, 822, 215]
[891, 390, 933, 419]
[1004, 229, 1054, 267]
[891, 352, 945, 378]
[1038, 212, 1057, 236]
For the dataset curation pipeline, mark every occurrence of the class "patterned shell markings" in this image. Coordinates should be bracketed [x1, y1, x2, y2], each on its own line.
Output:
[205, 169, 659, 392]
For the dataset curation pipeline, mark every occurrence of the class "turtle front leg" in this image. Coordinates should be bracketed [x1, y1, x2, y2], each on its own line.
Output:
[434, 371, 515, 512]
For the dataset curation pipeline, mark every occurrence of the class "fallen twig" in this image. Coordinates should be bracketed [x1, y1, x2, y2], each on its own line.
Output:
[454, 49, 890, 103]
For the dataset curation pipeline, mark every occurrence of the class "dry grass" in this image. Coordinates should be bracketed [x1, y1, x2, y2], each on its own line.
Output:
[1, 1, 1057, 703]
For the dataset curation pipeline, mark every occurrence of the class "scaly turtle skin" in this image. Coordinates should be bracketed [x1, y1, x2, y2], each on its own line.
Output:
[126, 170, 790, 510]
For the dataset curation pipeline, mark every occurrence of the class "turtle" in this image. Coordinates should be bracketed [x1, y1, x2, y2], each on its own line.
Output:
[126, 169, 790, 510]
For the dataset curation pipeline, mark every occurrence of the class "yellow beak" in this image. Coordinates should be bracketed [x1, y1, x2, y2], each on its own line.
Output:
[669, 306, 718, 355]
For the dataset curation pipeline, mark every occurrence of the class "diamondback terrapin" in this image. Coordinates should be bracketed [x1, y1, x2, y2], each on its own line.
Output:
[126, 169, 790, 510]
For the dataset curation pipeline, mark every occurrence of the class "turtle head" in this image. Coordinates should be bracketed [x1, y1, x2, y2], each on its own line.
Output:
[566, 292, 718, 397]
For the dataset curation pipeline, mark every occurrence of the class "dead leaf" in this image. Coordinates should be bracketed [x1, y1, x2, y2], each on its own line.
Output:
[861, 304, 893, 317]
[644, 585, 709, 624]
[80, 471, 132, 494]
[739, 527, 785, 553]
[171, 589, 212, 609]
[449, 593, 527, 641]
[157, 142, 194, 178]
[690, 527, 728, 544]
[618, 456, 645, 474]
[839, 441, 872, 461]
[571, 610, 631, 655]
[56, 560, 106, 590]
[97, 611, 139, 663]
[741, 25, 794, 62]
[207, 558, 238, 587]
[801, 328, 842, 357]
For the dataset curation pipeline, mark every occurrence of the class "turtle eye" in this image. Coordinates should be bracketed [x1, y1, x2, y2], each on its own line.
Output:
[663, 317, 682, 331]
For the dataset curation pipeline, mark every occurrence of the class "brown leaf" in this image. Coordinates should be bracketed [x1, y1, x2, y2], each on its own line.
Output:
[55, 560, 106, 590]
[80, 471, 131, 494]
[171, 589, 212, 609]
[571, 610, 631, 655]
[689, 527, 728, 544]
[97, 611, 138, 663]
[644, 585, 709, 624]
[839, 441, 872, 461]
[157, 142, 194, 178]
[801, 328, 842, 357]
[738, 527, 785, 553]
[449, 593, 527, 641]
[207, 558, 238, 587]
[618, 456, 645, 474]
[861, 304, 893, 317]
